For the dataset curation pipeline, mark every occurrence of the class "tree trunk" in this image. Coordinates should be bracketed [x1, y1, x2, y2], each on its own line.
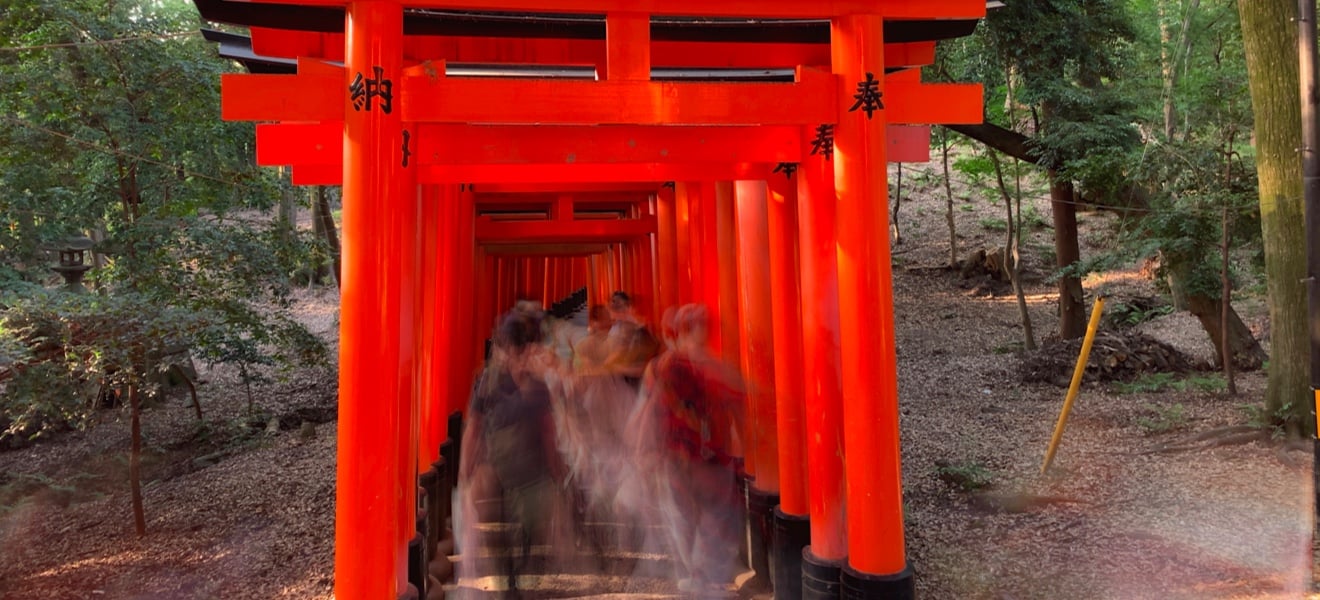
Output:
[129, 383, 146, 536]
[1238, 0, 1310, 436]
[310, 187, 330, 284]
[891, 163, 903, 245]
[1185, 293, 1268, 371]
[948, 122, 1039, 165]
[990, 148, 1036, 350]
[1049, 172, 1087, 339]
[941, 128, 958, 267]
[1159, 0, 1175, 140]
[316, 186, 342, 289]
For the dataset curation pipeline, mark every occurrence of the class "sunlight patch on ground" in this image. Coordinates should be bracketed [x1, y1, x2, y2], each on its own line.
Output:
[978, 292, 1060, 305]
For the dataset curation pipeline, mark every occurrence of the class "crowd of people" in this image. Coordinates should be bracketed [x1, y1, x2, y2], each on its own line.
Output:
[455, 292, 747, 597]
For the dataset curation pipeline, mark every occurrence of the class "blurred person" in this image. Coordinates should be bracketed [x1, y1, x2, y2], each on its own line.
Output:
[456, 309, 568, 598]
[603, 291, 660, 388]
[642, 303, 746, 593]
[572, 304, 614, 374]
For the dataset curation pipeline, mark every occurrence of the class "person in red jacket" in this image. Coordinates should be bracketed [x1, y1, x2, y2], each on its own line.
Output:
[643, 303, 746, 593]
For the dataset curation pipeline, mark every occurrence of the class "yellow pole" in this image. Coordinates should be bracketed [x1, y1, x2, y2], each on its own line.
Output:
[1040, 295, 1106, 475]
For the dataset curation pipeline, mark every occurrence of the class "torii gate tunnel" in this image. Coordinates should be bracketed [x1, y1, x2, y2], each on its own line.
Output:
[201, 1, 985, 598]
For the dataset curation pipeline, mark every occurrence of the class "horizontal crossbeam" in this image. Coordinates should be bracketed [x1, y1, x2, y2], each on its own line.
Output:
[232, 0, 987, 19]
[289, 162, 777, 185]
[256, 123, 803, 165]
[247, 29, 934, 70]
[480, 243, 612, 256]
[398, 66, 836, 125]
[225, 71, 978, 126]
[475, 215, 657, 243]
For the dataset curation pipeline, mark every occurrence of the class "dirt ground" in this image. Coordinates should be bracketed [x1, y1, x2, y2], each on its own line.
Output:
[0, 159, 1315, 599]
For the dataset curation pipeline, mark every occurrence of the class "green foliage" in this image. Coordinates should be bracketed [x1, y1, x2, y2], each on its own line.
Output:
[1125, 141, 1259, 298]
[0, 13, 332, 515]
[952, 153, 997, 182]
[1240, 401, 1297, 440]
[1114, 372, 1227, 394]
[1020, 204, 1049, 230]
[0, 0, 329, 441]
[1136, 403, 1188, 434]
[970, 0, 1142, 184]
[0, 290, 209, 444]
[1107, 301, 1174, 327]
[934, 461, 994, 492]
[979, 218, 1008, 232]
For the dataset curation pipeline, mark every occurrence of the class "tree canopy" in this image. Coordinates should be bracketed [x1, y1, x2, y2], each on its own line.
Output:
[0, 0, 327, 445]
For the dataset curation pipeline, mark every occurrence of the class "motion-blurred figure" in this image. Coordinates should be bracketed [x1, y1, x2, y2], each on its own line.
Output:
[572, 304, 614, 374]
[603, 291, 660, 388]
[642, 303, 746, 593]
[457, 309, 568, 598]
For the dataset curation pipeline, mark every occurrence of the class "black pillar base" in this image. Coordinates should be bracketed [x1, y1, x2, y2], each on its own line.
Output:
[408, 533, 428, 598]
[745, 486, 778, 590]
[737, 468, 750, 569]
[802, 548, 843, 600]
[446, 411, 463, 463]
[772, 508, 810, 600]
[840, 562, 914, 600]
[420, 465, 443, 552]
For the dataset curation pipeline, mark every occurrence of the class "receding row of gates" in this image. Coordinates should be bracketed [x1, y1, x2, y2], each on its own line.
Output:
[198, 1, 987, 597]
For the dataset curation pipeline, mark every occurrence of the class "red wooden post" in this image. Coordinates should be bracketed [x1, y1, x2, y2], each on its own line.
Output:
[696, 183, 723, 355]
[588, 254, 600, 307]
[832, 14, 912, 593]
[336, 1, 408, 597]
[714, 182, 742, 369]
[674, 183, 695, 304]
[767, 174, 807, 502]
[767, 170, 810, 595]
[736, 180, 778, 584]
[444, 185, 471, 418]
[798, 131, 848, 563]
[681, 183, 705, 312]
[418, 184, 443, 471]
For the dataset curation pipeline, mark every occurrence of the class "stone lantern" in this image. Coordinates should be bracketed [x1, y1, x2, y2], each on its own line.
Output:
[51, 235, 95, 293]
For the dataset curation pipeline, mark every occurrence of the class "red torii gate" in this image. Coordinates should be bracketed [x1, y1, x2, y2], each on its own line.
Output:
[206, 2, 984, 598]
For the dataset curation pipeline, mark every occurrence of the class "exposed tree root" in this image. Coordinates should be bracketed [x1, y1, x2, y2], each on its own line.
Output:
[1137, 425, 1269, 455]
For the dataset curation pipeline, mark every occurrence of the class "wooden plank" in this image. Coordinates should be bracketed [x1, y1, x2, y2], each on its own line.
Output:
[292, 162, 777, 185]
[246, 30, 929, 69]
[400, 66, 835, 125]
[481, 243, 612, 256]
[474, 182, 662, 193]
[884, 83, 983, 125]
[258, 123, 802, 165]
[236, 0, 987, 19]
[606, 13, 650, 80]
[419, 124, 801, 164]
[476, 215, 658, 243]
[291, 164, 340, 186]
[423, 162, 777, 183]
[222, 73, 343, 122]
[886, 125, 931, 162]
[257, 122, 340, 165]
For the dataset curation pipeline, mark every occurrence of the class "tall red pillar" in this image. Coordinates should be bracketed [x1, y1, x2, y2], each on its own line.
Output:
[798, 135, 848, 565]
[715, 182, 742, 370]
[735, 180, 778, 586]
[418, 185, 445, 471]
[766, 172, 810, 595]
[674, 183, 695, 304]
[337, 1, 408, 597]
[833, 14, 913, 594]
